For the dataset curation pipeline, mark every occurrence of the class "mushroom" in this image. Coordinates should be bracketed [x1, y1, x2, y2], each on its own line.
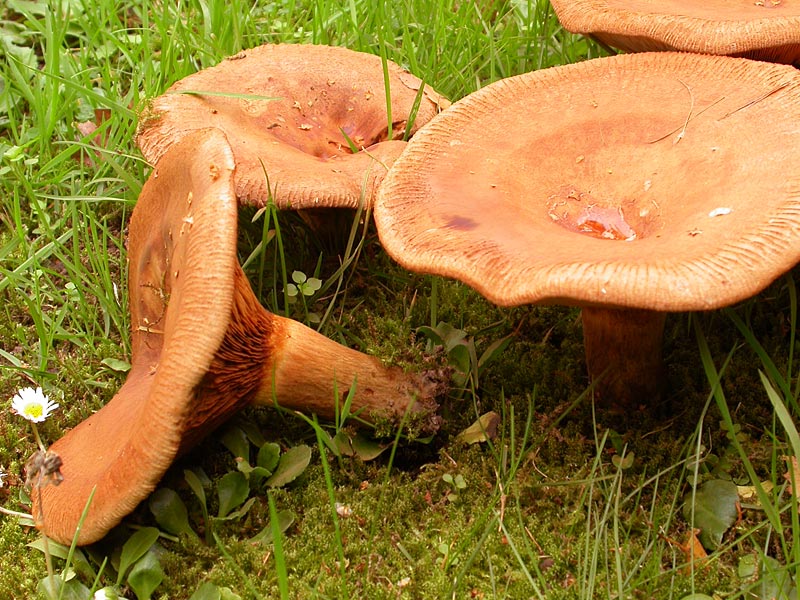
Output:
[35, 127, 444, 546]
[550, 0, 800, 65]
[374, 52, 800, 406]
[135, 43, 449, 212]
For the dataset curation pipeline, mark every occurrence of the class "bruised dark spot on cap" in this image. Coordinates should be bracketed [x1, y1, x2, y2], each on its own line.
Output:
[445, 215, 477, 230]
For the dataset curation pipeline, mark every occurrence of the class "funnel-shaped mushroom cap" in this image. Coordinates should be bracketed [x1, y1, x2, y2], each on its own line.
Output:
[550, 0, 800, 65]
[35, 128, 238, 545]
[375, 53, 800, 312]
[136, 43, 449, 210]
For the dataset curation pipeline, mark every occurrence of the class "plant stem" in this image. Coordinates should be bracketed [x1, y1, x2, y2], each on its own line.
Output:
[31, 423, 46, 452]
[0, 506, 33, 519]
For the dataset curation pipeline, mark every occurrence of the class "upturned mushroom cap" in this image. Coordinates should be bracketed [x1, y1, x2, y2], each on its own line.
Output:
[37, 124, 446, 545]
[550, 0, 800, 65]
[136, 43, 449, 210]
[375, 52, 800, 312]
[35, 128, 239, 545]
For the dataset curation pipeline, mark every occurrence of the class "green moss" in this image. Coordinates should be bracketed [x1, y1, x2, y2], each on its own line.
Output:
[0, 515, 44, 597]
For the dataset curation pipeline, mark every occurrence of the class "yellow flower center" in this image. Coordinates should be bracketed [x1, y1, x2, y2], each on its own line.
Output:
[24, 404, 43, 419]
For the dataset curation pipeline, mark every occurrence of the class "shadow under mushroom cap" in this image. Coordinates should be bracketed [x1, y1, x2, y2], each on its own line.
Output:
[136, 43, 449, 210]
[375, 52, 800, 312]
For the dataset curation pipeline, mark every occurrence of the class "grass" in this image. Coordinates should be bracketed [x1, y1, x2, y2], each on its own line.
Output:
[1, 0, 799, 598]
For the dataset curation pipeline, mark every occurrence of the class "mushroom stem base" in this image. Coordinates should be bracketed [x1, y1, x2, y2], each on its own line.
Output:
[581, 307, 666, 407]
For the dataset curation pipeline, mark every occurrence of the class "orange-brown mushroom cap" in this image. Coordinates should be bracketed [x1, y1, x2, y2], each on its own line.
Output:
[34, 128, 238, 545]
[550, 0, 800, 65]
[376, 52, 800, 313]
[375, 52, 800, 405]
[136, 43, 449, 210]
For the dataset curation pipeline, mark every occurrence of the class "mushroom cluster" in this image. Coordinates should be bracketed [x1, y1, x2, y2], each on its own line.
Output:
[33, 25, 800, 548]
[35, 45, 450, 546]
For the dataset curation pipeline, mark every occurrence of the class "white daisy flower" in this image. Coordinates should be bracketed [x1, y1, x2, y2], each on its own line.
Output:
[0, 467, 6, 488]
[10, 387, 59, 423]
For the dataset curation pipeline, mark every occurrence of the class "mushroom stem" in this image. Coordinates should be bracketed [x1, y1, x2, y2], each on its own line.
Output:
[182, 264, 443, 451]
[262, 316, 443, 429]
[580, 307, 666, 406]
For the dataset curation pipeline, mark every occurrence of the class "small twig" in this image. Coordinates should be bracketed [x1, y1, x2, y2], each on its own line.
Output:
[648, 82, 725, 144]
[717, 81, 791, 120]
[588, 34, 618, 56]
[524, 526, 545, 554]
[496, 472, 507, 532]
[0, 506, 33, 520]
[37, 487, 56, 593]
[673, 79, 695, 145]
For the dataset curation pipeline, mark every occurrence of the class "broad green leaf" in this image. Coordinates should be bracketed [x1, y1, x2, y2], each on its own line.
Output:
[266, 445, 312, 488]
[221, 426, 250, 462]
[333, 431, 388, 460]
[250, 466, 274, 480]
[248, 509, 296, 545]
[237, 460, 255, 476]
[217, 471, 250, 518]
[448, 343, 471, 375]
[36, 576, 91, 600]
[237, 421, 267, 447]
[117, 527, 160, 584]
[189, 583, 243, 600]
[750, 555, 797, 600]
[241, 463, 273, 483]
[100, 357, 131, 372]
[220, 588, 244, 600]
[189, 582, 221, 600]
[184, 469, 208, 506]
[149, 488, 197, 539]
[185, 468, 212, 543]
[27, 538, 95, 580]
[438, 322, 468, 352]
[738, 554, 758, 579]
[28, 536, 71, 560]
[416, 325, 444, 347]
[683, 479, 738, 550]
[127, 550, 164, 600]
[302, 277, 322, 295]
[257, 442, 281, 473]
[417, 322, 467, 353]
[215, 497, 257, 522]
[477, 335, 513, 370]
